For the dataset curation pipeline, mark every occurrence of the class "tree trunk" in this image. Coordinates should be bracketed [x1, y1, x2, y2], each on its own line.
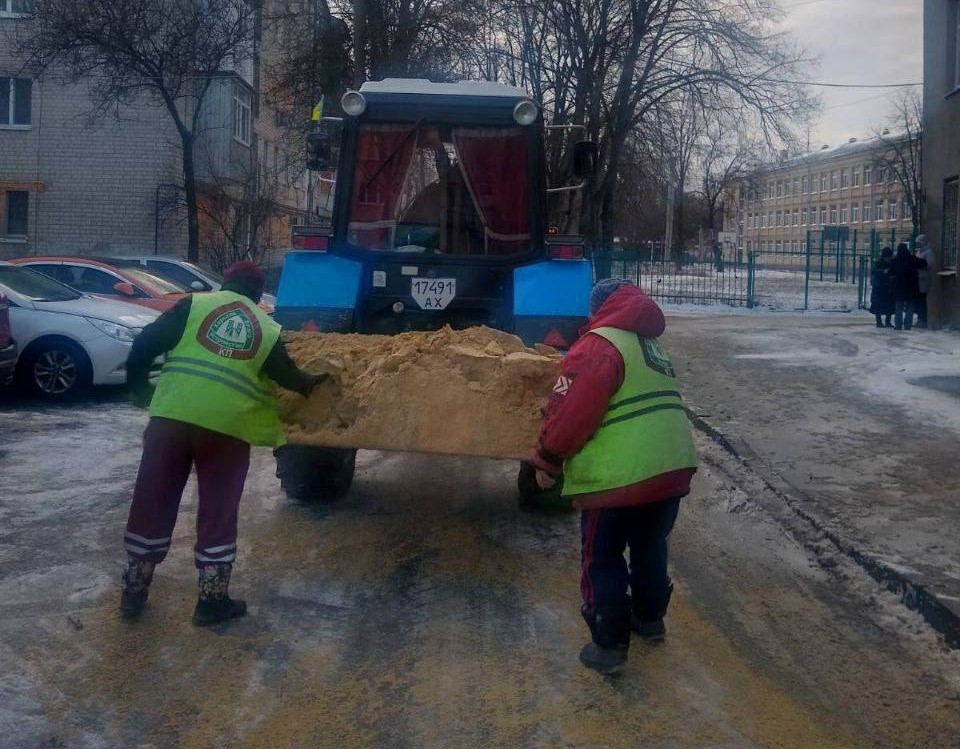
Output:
[182, 132, 200, 262]
[353, 0, 367, 86]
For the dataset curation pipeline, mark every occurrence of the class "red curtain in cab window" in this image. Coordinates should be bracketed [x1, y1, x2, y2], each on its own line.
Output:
[453, 128, 531, 255]
[348, 125, 417, 249]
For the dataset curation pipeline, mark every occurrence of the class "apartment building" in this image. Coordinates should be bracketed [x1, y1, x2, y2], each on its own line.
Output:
[0, 2, 309, 266]
[726, 136, 916, 256]
[922, 0, 960, 328]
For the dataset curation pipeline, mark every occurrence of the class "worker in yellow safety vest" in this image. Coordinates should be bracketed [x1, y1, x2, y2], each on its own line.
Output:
[121, 261, 324, 626]
[530, 279, 698, 675]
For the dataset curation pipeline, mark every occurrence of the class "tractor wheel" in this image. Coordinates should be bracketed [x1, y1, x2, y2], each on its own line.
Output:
[275, 445, 357, 502]
[517, 460, 567, 512]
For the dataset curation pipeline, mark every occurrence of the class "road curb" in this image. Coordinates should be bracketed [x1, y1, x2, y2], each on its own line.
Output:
[685, 408, 960, 650]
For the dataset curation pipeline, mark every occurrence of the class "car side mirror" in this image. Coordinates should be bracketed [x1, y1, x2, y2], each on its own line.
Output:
[190, 281, 205, 291]
[113, 282, 137, 297]
[573, 141, 599, 180]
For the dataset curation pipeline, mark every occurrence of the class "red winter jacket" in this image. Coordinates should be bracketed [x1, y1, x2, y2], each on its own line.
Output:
[530, 285, 695, 509]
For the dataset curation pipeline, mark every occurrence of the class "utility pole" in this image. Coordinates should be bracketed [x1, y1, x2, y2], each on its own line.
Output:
[664, 183, 676, 266]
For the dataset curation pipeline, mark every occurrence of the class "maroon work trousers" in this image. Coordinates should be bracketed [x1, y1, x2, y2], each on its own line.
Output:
[123, 417, 251, 568]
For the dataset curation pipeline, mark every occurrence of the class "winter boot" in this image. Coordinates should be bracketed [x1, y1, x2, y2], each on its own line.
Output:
[192, 563, 247, 627]
[632, 581, 672, 642]
[120, 557, 155, 620]
[579, 603, 631, 676]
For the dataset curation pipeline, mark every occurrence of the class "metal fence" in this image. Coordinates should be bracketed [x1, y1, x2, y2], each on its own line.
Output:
[591, 228, 917, 311]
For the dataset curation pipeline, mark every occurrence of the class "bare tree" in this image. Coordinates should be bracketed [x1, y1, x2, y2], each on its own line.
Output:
[696, 118, 755, 237]
[486, 0, 817, 246]
[197, 153, 284, 272]
[15, 0, 259, 261]
[872, 90, 923, 235]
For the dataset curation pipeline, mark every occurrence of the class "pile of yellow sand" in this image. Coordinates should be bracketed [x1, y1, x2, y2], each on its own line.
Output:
[278, 326, 561, 459]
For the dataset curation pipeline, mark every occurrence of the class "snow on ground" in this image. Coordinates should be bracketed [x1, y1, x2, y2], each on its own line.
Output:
[724, 322, 960, 434]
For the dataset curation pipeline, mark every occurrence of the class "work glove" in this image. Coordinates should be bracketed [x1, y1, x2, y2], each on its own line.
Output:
[535, 469, 557, 490]
[130, 384, 154, 410]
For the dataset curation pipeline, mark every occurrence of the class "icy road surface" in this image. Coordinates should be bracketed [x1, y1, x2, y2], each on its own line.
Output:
[1, 389, 958, 748]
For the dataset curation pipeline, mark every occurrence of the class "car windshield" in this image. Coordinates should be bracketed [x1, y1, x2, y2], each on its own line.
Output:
[0, 265, 82, 302]
[347, 123, 531, 256]
[121, 268, 188, 294]
[183, 261, 222, 284]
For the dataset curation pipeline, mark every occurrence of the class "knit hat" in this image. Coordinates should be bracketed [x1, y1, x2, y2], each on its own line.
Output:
[222, 260, 265, 300]
[590, 278, 630, 314]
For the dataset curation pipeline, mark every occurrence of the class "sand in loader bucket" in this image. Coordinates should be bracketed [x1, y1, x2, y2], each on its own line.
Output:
[278, 326, 562, 459]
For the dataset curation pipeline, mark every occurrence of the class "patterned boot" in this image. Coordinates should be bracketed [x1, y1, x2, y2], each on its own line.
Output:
[192, 563, 247, 626]
[120, 557, 155, 620]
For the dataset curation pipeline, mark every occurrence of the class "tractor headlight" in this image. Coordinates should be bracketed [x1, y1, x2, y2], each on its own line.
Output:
[341, 91, 367, 117]
[86, 317, 140, 342]
[513, 99, 538, 126]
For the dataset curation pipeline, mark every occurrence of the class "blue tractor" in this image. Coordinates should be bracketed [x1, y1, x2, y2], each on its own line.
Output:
[273, 79, 596, 502]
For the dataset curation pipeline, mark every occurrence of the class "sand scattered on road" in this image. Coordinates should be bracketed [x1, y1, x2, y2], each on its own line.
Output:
[279, 326, 561, 459]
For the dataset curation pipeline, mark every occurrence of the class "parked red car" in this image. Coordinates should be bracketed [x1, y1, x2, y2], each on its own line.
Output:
[10, 257, 188, 311]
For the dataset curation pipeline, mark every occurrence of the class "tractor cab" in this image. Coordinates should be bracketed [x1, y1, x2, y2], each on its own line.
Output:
[275, 79, 595, 349]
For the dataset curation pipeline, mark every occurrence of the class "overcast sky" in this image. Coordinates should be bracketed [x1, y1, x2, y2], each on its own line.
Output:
[778, 0, 922, 149]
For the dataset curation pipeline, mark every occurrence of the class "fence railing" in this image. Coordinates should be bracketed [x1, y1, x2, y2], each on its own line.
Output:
[591, 229, 911, 311]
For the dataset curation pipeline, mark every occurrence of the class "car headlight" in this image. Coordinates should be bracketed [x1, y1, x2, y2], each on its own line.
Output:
[86, 317, 141, 342]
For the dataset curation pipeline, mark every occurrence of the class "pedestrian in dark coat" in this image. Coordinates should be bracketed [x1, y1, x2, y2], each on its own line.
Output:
[889, 243, 926, 331]
[869, 247, 895, 328]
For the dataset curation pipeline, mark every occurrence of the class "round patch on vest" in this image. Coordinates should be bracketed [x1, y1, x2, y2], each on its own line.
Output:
[197, 301, 263, 360]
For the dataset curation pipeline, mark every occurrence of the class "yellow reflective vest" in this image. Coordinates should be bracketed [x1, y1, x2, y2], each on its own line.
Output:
[150, 291, 285, 446]
[563, 327, 698, 496]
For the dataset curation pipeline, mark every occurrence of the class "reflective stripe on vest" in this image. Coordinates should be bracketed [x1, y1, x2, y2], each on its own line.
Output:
[149, 291, 285, 447]
[562, 327, 698, 497]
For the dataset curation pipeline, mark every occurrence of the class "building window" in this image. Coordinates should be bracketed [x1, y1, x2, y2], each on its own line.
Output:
[801, 207, 809, 225]
[793, 208, 800, 226]
[830, 170, 838, 190]
[0, 77, 32, 127]
[852, 203, 860, 223]
[829, 205, 837, 224]
[802, 175, 809, 194]
[793, 177, 800, 195]
[863, 165, 872, 185]
[943, 178, 958, 269]
[776, 181, 783, 198]
[775, 211, 782, 227]
[840, 205, 849, 224]
[820, 207, 827, 225]
[875, 201, 885, 222]
[840, 169, 849, 189]
[877, 166, 887, 184]
[0, 1, 31, 17]
[4, 191, 28, 237]
[233, 83, 252, 146]
[863, 201, 871, 222]
[889, 200, 899, 221]
[761, 213, 767, 228]
[853, 168, 861, 187]
[820, 173, 828, 192]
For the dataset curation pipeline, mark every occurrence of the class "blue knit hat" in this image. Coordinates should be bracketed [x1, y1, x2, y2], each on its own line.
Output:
[590, 279, 630, 314]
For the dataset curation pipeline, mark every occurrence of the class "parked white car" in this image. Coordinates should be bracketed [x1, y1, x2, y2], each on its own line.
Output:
[0, 262, 158, 397]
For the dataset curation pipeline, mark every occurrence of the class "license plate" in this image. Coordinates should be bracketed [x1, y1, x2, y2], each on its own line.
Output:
[411, 278, 456, 310]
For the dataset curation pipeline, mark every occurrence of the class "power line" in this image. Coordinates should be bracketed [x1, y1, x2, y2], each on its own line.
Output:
[761, 78, 922, 89]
